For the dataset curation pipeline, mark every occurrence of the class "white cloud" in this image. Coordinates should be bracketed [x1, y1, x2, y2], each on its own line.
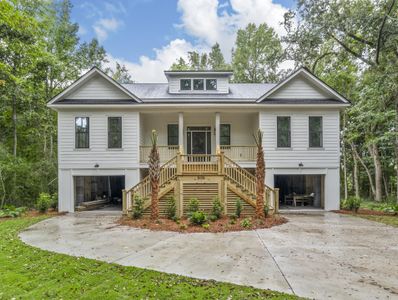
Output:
[105, 39, 198, 82]
[93, 18, 123, 42]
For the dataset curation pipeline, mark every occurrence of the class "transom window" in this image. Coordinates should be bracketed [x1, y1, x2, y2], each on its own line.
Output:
[206, 79, 217, 90]
[75, 117, 89, 149]
[167, 124, 179, 146]
[193, 79, 204, 90]
[220, 124, 231, 145]
[180, 79, 191, 90]
[277, 116, 291, 148]
[108, 117, 122, 149]
[309, 116, 323, 148]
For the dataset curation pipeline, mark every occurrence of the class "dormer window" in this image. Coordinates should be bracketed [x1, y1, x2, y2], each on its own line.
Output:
[193, 79, 204, 90]
[180, 79, 191, 90]
[206, 79, 217, 90]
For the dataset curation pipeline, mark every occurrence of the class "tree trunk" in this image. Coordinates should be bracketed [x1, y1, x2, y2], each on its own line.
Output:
[352, 151, 360, 198]
[351, 142, 375, 198]
[12, 94, 17, 157]
[368, 143, 383, 202]
[383, 174, 389, 198]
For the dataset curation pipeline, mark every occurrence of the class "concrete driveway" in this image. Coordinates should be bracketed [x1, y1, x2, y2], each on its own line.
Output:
[19, 211, 398, 300]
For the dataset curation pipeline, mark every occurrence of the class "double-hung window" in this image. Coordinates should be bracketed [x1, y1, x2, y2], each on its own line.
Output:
[220, 124, 231, 146]
[277, 116, 291, 148]
[309, 116, 323, 148]
[180, 79, 191, 90]
[75, 117, 90, 149]
[167, 124, 179, 146]
[108, 117, 122, 149]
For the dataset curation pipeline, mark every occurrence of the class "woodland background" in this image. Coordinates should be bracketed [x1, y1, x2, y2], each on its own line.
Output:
[1, 0, 397, 208]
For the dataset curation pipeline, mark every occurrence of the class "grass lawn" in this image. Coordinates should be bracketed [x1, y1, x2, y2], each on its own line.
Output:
[357, 215, 398, 227]
[0, 216, 300, 300]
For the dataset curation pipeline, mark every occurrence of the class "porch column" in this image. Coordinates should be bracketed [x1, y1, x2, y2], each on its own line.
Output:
[178, 112, 184, 153]
[215, 112, 220, 153]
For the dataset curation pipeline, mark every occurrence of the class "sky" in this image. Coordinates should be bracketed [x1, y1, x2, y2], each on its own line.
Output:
[71, 0, 297, 82]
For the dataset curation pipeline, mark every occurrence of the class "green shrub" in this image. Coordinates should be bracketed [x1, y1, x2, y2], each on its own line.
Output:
[132, 195, 145, 219]
[179, 223, 188, 230]
[202, 223, 210, 230]
[211, 197, 223, 219]
[240, 218, 252, 229]
[50, 193, 58, 210]
[189, 211, 207, 225]
[342, 197, 361, 212]
[0, 206, 26, 218]
[165, 196, 177, 220]
[263, 205, 269, 217]
[209, 214, 218, 222]
[187, 198, 199, 215]
[36, 193, 52, 213]
[235, 198, 243, 218]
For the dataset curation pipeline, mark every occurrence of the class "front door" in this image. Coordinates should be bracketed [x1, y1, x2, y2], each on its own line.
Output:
[187, 126, 211, 155]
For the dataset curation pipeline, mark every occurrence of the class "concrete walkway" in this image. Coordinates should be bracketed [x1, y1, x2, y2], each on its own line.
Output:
[19, 211, 398, 300]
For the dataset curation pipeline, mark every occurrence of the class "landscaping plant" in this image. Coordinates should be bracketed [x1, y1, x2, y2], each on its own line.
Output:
[0, 206, 26, 218]
[342, 196, 361, 213]
[235, 198, 243, 218]
[165, 196, 177, 220]
[149, 130, 160, 220]
[132, 194, 145, 219]
[211, 196, 223, 220]
[253, 129, 265, 218]
[36, 193, 52, 213]
[187, 198, 199, 216]
[240, 218, 252, 229]
[189, 211, 207, 225]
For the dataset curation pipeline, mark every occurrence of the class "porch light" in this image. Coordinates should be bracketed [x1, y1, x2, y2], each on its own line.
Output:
[298, 162, 304, 167]
[94, 163, 99, 168]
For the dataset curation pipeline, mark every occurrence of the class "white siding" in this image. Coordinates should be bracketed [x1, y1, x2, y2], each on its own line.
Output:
[168, 75, 229, 94]
[58, 110, 140, 169]
[269, 74, 330, 99]
[260, 109, 340, 169]
[67, 75, 130, 99]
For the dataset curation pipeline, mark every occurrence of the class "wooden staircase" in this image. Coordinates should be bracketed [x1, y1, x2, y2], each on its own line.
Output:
[122, 152, 279, 216]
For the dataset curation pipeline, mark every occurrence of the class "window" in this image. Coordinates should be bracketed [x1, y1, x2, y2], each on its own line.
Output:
[108, 117, 122, 148]
[309, 116, 323, 148]
[180, 79, 191, 90]
[193, 79, 204, 90]
[220, 124, 231, 146]
[167, 124, 179, 146]
[75, 117, 89, 148]
[277, 116, 291, 148]
[206, 79, 217, 90]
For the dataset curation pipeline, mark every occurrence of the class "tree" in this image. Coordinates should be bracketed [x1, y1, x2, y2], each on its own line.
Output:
[253, 129, 265, 218]
[149, 130, 160, 220]
[208, 43, 227, 70]
[232, 23, 284, 83]
[108, 62, 133, 84]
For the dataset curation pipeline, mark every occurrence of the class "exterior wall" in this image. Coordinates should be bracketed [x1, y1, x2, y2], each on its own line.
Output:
[57, 109, 141, 212]
[261, 108, 341, 210]
[268, 74, 330, 99]
[58, 110, 140, 169]
[168, 75, 229, 94]
[67, 74, 130, 99]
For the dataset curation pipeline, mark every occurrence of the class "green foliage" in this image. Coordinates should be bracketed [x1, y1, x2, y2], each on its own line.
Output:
[0, 206, 26, 218]
[165, 196, 177, 220]
[132, 195, 145, 219]
[50, 193, 58, 210]
[202, 223, 210, 230]
[211, 197, 223, 220]
[232, 23, 284, 83]
[0, 217, 300, 299]
[342, 197, 362, 212]
[189, 211, 207, 225]
[264, 205, 269, 217]
[235, 199, 243, 218]
[187, 198, 200, 215]
[179, 223, 188, 230]
[36, 193, 52, 213]
[240, 218, 252, 229]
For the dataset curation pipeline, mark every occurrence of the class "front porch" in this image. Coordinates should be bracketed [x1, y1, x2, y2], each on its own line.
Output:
[139, 111, 258, 163]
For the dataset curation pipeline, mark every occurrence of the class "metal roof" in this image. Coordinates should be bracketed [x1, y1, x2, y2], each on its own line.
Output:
[122, 83, 276, 102]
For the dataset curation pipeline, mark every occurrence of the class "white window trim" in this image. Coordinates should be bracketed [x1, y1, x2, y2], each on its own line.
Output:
[106, 116, 123, 150]
[308, 116, 324, 149]
[179, 78, 218, 91]
[74, 116, 90, 150]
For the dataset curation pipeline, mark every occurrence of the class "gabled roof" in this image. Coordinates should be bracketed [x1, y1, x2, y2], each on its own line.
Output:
[47, 67, 142, 106]
[256, 67, 350, 104]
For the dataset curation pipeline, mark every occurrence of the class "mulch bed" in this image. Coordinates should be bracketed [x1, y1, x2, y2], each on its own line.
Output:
[333, 209, 396, 216]
[117, 215, 288, 233]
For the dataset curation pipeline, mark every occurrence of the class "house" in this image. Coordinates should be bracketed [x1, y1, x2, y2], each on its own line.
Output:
[47, 67, 349, 215]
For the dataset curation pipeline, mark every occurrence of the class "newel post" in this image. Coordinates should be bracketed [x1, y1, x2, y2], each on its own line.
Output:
[122, 189, 127, 215]
[176, 151, 182, 175]
[219, 151, 225, 175]
[274, 188, 279, 213]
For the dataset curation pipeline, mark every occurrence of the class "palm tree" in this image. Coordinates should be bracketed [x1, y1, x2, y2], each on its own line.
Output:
[253, 129, 265, 218]
[149, 130, 160, 220]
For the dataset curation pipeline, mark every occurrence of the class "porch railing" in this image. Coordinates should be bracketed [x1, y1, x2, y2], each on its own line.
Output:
[140, 145, 179, 163]
[220, 145, 257, 161]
